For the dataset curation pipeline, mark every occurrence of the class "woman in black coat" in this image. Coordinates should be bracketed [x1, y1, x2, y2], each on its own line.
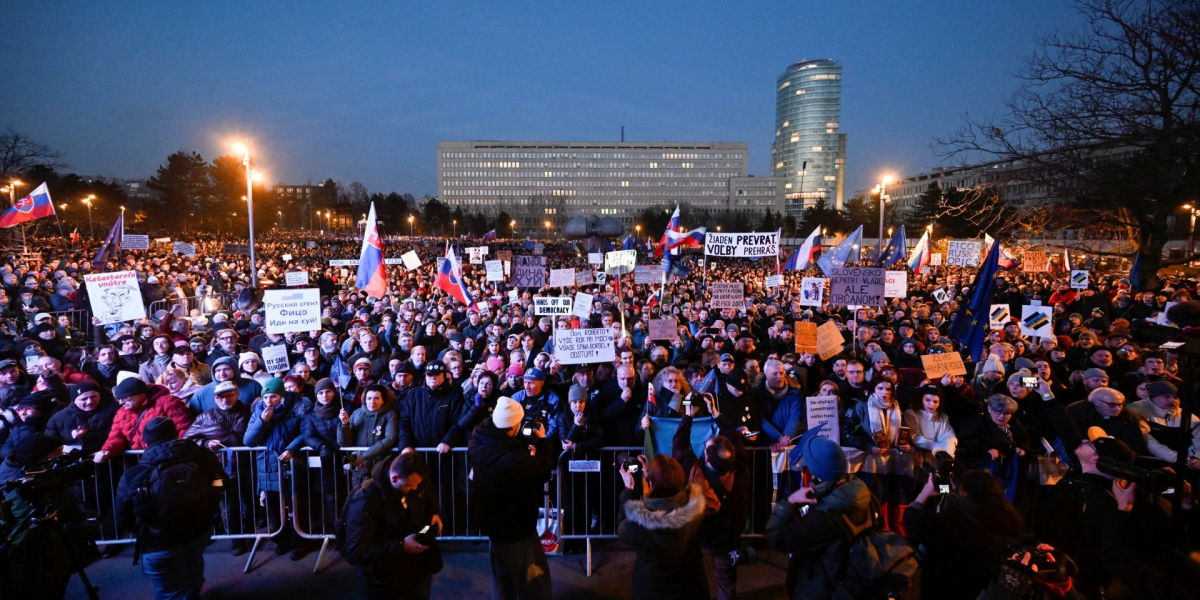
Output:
[299, 378, 344, 530]
[955, 394, 1032, 503]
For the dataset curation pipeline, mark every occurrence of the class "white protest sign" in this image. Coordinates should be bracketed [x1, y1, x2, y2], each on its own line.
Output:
[828, 267, 886, 306]
[604, 250, 637, 274]
[709, 282, 745, 309]
[572, 292, 593, 319]
[172, 241, 196, 256]
[574, 270, 594, 287]
[121, 234, 150, 250]
[704, 231, 779, 258]
[648, 317, 678, 341]
[549, 268, 575, 288]
[554, 328, 616, 365]
[587, 252, 603, 266]
[485, 260, 504, 282]
[989, 304, 1011, 329]
[930, 252, 943, 266]
[507, 289, 519, 304]
[884, 270, 907, 298]
[329, 259, 358, 267]
[384, 258, 406, 265]
[932, 288, 951, 304]
[263, 288, 321, 334]
[1070, 270, 1089, 290]
[533, 296, 572, 316]
[634, 265, 664, 284]
[84, 270, 146, 325]
[806, 396, 840, 443]
[284, 271, 309, 287]
[154, 237, 172, 243]
[465, 246, 489, 264]
[513, 256, 547, 288]
[533, 242, 545, 255]
[765, 274, 784, 288]
[261, 344, 291, 374]
[1020, 305, 1053, 337]
[799, 277, 825, 306]
[281, 253, 292, 262]
[595, 271, 607, 286]
[946, 241, 982, 266]
[397, 251, 419, 270]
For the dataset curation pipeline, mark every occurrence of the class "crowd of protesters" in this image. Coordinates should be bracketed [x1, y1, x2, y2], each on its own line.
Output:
[2, 227, 1200, 599]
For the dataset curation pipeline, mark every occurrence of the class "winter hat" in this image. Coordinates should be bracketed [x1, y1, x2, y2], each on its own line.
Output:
[800, 435, 848, 483]
[212, 356, 237, 371]
[113, 377, 148, 399]
[314, 378, 335, 393]
[506, 363, 524, 377]
[1014, 357, 1037, 373]
[486, 356, 505, 373]
[981, 356, 1006, 375]
[1146, 381, 1178, 400]
[353, 357, 372, 369]
[143, 416, 177, 445]
[238, 352, 260, 368]
[262, 377, 285, 396]
[568, 384, 586, 403]
[214, 381, 238, 395]
[72, 381, 103, 400]
[1082, 368, 1108, 381]
[871, 350, 890, 364]
[492, 396, 524, 429]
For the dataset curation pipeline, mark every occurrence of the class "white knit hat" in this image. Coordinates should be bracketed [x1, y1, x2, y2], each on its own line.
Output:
[492, 396, 524, 430]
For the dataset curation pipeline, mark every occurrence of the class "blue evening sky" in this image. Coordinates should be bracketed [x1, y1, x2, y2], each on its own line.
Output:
[1, 2, 1086, 200]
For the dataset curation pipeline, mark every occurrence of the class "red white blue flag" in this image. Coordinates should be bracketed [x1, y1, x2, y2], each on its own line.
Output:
[655, 205, 683, 258]
[785, 226, 823, 271]
[0, 183, 55, 228]
[435, 243, 477, 310]
[355, 202, 388, 298]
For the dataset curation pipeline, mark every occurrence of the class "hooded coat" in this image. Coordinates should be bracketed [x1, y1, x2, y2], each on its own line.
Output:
[617, 483, 709, 600]
[99, 384, 194, 455]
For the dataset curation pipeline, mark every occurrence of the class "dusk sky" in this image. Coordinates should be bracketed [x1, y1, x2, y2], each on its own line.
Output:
[3, 2, 1086, 200]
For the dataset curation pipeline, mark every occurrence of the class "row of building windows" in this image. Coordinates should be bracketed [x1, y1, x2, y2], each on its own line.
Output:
[442, 181, 731, 190]
[440, 151, 744, 160]
[441, 170, 742, 179]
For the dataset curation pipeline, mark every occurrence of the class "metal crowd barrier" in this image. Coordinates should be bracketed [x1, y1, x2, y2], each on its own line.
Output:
[46, 308, 94, 345]
[148, 293, 229, 319]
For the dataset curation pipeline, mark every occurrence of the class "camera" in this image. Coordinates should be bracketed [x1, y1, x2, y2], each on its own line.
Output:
[1096, 457, 1174, 494]
[1, 450, 95, 498]
[1021, 376, 1039, 388]
[519, 417, 544, 439]
[414, 524, 438, 547]
[618, 453, 642, 474]
[932, 452, 956, 494]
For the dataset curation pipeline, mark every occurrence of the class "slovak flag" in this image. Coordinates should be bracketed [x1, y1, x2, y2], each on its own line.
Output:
[482, 229, 497, 242]
[355, 202, 388, 298]
[0, 183, 55, 228]
[907, 229, 931, 272]
[663, 227, 706, 252]
[785, 226, 822, 271]
[655, 205, 683, 258]
[984, 233, 1020, 270]
[435, 244, 477, 310]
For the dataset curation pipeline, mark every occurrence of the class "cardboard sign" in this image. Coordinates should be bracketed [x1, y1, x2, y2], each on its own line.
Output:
[989, 304, 1011, 329]
[514, 255, 547, 288]
[634, 265, 665, 285]
[795, 322, 818, 354]
[84, 270, 147, 325]
[398, 250, 420, 270]
[574, 270, 594, 287]
[121, 234, 150, 250]
[806, 396, 840, 443]
[587, 252, 603, 266]
[549, 268, 575, 288]
[932, 288, 951, 304]
[604, 250, 637, 274]
[703, 231, 779, 258]
[930, 252, 943, 266]
[1070, 270, 1089, 290]
[884, 270, 907, 298]
[946, 241, 982, 266]
[799, 277, 825, 306]
[263, 288, 321, 334]
[496, 250, 512, 262]
[154, 237, 172, 243]
[1020, 305, 1054, 337]
[223, 243, 251, 256]
[533, 296, 572, 316]
[553, 328, 617, 365]
[828, 267, 886, 307]
[709, 282, 744, 310]
[485, 260, 504, 282]
[648, 317, 678, 341]
[261, 344, 291, 374]
[172, 241, 196, 256]
[284, 271, 309, 287]
[572, 292, 593, 319]
[465, 246, 489, 264]
[765, 274, 784, 288]
[816, 321, 844, 360]
[1024, 251, 1049, 273]
[920, 352, 968, 379]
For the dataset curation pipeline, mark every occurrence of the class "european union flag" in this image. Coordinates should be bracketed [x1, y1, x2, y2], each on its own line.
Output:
[816, 225, 863, 277]
[331, 354, 352, 391]
[878, 225, 908, 267]
[948, 240, 1001, 361]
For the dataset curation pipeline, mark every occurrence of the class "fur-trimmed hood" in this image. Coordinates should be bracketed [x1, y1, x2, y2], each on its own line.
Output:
[623, 483, 706, 531]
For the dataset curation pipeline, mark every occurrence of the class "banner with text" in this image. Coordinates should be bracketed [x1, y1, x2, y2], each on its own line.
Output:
[84, 270, 146, 325]
[554, 328, 617, 365]
[828, 267, 885, 307]
[263, 288, 321, 335]
[947, 241, 982, 266]
[704, 231, 779, 258]
[709, 282, 745, 309]
[514, 255, 547, 288]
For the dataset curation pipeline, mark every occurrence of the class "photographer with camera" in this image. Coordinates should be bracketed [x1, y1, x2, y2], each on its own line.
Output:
[340, 452, 443, 600]
[468, 396, 554, 600]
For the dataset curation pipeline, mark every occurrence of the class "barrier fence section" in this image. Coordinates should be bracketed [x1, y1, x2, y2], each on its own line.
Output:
[147, 292, 231, 319]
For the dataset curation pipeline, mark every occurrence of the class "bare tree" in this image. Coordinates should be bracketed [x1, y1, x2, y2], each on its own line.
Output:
[0, 129, 64, 179]
[939, 0, 1200, 287]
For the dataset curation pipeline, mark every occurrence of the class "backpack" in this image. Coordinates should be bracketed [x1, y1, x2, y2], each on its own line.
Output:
[333, 478, 374, 566]
[821, 510, 922, 600]
[134, 457, 221, 546]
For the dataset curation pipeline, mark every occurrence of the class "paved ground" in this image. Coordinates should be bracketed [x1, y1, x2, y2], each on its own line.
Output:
[67, 538, 789, 599]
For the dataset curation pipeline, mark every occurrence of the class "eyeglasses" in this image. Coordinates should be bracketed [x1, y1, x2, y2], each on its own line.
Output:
[1096, 400, 1125, 409]
[989, 408, 1015, 416]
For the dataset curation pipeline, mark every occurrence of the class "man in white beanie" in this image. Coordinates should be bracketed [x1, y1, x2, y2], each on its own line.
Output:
[468, 397, 554, 599]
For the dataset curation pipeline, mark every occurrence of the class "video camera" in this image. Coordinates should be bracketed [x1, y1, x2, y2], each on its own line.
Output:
[1096, 457, 1174, 494]
[1, 450, 94, 499]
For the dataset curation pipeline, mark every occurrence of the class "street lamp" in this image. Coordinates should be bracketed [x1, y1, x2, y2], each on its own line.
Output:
[408, 214, 415, 236]
[234, 142, 259, 288]
[1183, 204, 1198, 257]
[453, 219, 457, 238]
[82, 195, 95, 239]
[277, 210, 283, 229]
[544, 219, 551, 238]
[876, 174, 894, 261]
[510, 219, 516, 237]
[0, 180, 24, 207]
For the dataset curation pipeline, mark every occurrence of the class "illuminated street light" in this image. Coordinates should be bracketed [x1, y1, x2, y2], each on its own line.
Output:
[876, 174, 894, 261]
[234, 141, 259, 287]
[408, 214, 415, 236]
[82, 194, 96, 239]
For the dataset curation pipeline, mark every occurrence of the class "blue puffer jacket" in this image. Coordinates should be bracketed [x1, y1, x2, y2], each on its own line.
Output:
[243, 394, 310, 492]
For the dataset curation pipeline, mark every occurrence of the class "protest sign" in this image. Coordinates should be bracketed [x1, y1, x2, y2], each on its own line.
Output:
[604, 250, 637, 274]
[172, 241, 196, 256]
[709, 282, 744, 309]
[947, 241, 982, 266]
[496, 250, 512, 263]
[634, 265, 664, 285]
[930, 252, 943, 266]
[223, 243, 251, 256]
[799, 277, 825, 307]
[1024, 251, 1049, 273]
[1020, 305, 1054, 337]
[533, 296, 572, 316]
[328, 259, 357, 267]
[485, 260, 504, 282]
[989, 304, 1011, 329]
[507, 289, 518, 304]
[465, 246, 488, 264]
[84, 270, 146, 325]
[513, 255, 547, 288]
[549, 268, 575, 288]
[284, 271, 309, 287]
[765, 274, 783, 288]
[575, 270, 593, 287]
[261, 344, 291, 374]
[587, 252, 603, 266]
[932, 288, 951, 304]
[884, 270, 907, 298]
[920, 352, 968, 379]
[554, 328, 616, 365]
[572, 292, 593, 319]
[305, 241, 316, 249]
[1070, 270, 1089, 290]
[828, 267, 885, 306]
[533, 242, 544, 255]
[154, 237, 172, 244]
[816, 321, 844, 360]
[595, 271, 607, 286]
[703, 231, 779, 258]
[121, 234, 150, 250]
[807, 396, 840, 443]
[795, 322, 818, 354]
[400, 251, 421, 270]
[648, 317, 678, 341]
[281, 254, 292, 262]
[263, 288, 321, 335]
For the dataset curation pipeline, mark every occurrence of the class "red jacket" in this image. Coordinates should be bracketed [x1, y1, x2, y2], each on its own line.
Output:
[101, 384, 194, 454]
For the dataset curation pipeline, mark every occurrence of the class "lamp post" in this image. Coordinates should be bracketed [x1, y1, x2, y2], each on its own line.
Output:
[453, 219, 457, 238]
[277, 210, 283, 230]
[876, 175, 894, 261]
[1, 180, 25, 250]
[1184, 204, 1198, 258]
[544, 219, 551, 239]
[408, 214, 415, 236]
[509, 219, 516, 237]
[82, 195, 95, 239]
[234, 143, 259, 288]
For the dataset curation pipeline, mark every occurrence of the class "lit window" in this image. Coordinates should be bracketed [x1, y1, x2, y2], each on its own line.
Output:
[790, 133, 799, 143]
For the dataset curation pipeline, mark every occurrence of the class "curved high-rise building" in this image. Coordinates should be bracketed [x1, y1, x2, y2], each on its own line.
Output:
[771, 59, 846, 216]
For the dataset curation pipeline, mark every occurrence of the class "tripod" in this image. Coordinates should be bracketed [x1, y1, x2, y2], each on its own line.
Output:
[1, 491, 101, 600]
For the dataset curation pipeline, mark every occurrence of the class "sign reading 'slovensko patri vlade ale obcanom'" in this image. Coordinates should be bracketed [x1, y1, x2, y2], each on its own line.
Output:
[263, 288, 322, 334]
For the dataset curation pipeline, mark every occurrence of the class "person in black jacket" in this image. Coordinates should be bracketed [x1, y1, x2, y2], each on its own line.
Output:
[342, 452, 443, 600]
[181, 380, 254, 554]
[398, 362, 466, 453]
[468, 396, 554, 600]
[42, 382, 116, 454]
[114, 417, 226, 600]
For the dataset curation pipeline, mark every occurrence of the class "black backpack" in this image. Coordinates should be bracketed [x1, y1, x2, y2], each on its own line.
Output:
[333, 478, 374, 566]
[818, 504, 922, 600]
[134, 457, 221, 546]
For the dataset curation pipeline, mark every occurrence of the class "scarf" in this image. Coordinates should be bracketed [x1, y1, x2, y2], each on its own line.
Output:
[314, 399, 338, 419]
[866, 394, 902, 444]
[262, 396, 294, 453]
